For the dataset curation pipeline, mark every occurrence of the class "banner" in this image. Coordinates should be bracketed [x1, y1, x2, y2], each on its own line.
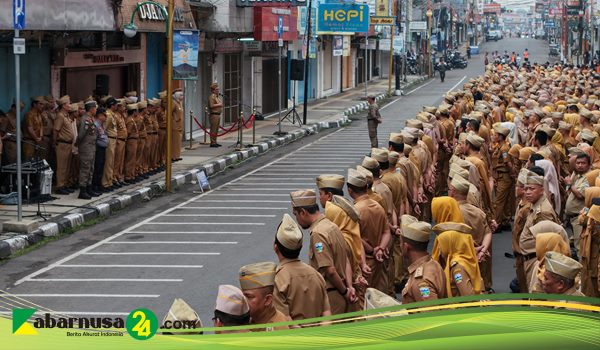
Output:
[317, 3, 370, 34]
[333, 35, 343, 56]
[172, 30, 199, 80]
[375, 0, 388, 16]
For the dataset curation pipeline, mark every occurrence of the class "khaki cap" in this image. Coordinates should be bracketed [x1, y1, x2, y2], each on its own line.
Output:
[347, 168, 367, 188]
[416, 112, 432, 123]
[276, 213, 303, 250]
[158, 90, 167, 99]
[149, 98, 161, 107]
[432, 222, 472, 235]
[68, 103, 79, 112]
[550, 112, 563, 120]
[580, 130, 597, 143]
[138, 100, 148, 109]
[162, 298, 202, 334]
[331, 195, 360, 222]
[400, 131, 415, 144]
[580, 109, 593, 120]
[450, 175, 470, 194]
[423, 106, 437, 114]
[316, 174, 345, 190]
[493, 123, 510, 137]
[362, 156, 380, 171]
[466, 134, 484, 148]
[558, 121, 572, 131]
[239, 261, 277, 290]
[518, 147, 537, 161]
[125, 91, 137, 97]
[84, 99, 97, 108]
[568, 147, 586, 157]
[290, 189, 317, 207]
[388, 151, 400, 164]
[406, 119, 423, 129]
[403, 144, 412, 156]
[126, 103, 139, 111]
[437, 104, 451, 115]
[400, 215, 431, 242]
[215, 285, 249, 316]
[356, 165, 374, 185]
[57, 95, 71, 106]
[389, 133, 403, 144]
[508, 144, 522, 159]
[539, 124, 556, 138]
[32, 96, 47, 104]
[371, 148, 389, 163]
[449, 163, 469, 180]
[364, 288, 400, 310]
[524, 169, 544, 186]
[544, 251, 582, 280]
[517, 168, 529, 185]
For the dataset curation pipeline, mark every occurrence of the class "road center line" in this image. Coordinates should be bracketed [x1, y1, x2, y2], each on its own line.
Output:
[105, 241, 238, 244]
[177, 207, 286, 210]
[127, 231, 251, 235]
[83, 252, 220, 255]
[58, 264, 204, 268]
[1, 294, 160, 298]
[26, 278, 184, 282]
[447, 75, 467, 94]
[162, 214, 276, 217]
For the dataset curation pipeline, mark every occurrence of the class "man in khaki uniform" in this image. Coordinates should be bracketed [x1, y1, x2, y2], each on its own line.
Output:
[581, 204, 600, 297]
[316, 174, 367, 311]
[436, 104, 455, 194]
[464, 133, 495, 221]
[148, 99, 161, 171]
[367, 96, 382, 147]
[23, 97, 45, 161]
[272, 214, 331, 321]
[124, 103, 139, 184]
[135, 101, 147, 179]
[143, 101, 155, 174]
[347, 168, 391, 294]
[491, 124, 514, 230]
[208, 83, 223, 147]
[370, 149, 402, 219]
[0, 101, 23, 165]
[101, 97, 118, 191]
[113, 99, 128, 186]
[542, 251, 585, 296]
[41, 96, 56, 165]
[399, 215, 446, 304]
[157, 91, 167, 168]
[290, 189, 354, 315]
[53, 96, 75, 194]
[213, 284, 250, 332]
[239, 262, 290, 331]
[172, 89, 184, 160]
[564, 153, 591, 259]
[519, 168, 559, 287]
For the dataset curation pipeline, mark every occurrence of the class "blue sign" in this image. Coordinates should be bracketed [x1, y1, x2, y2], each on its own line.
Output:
[278, 16, 283, 38]
[13, 0, 25, 30]
[172, 30, 199, 80]
[544, 21, 555, 28]
[317, 3, 369, 34]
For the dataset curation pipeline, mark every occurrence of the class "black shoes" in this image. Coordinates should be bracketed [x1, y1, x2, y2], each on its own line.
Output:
[56, 188, 70, 195]
[78, 187, 92, 200]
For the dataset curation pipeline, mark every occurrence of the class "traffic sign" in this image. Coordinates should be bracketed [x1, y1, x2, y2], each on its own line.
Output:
[370, 16, 394, 25]
[13, 37, 25, 54]
[277, 16, 283, 38]
[13, 0, 25, 30]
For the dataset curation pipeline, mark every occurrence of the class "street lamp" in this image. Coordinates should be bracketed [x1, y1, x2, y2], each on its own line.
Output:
[123, 1, 175, 192]
[426, 9, 433, 77]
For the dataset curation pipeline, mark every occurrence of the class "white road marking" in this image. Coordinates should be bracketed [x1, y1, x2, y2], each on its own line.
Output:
[177, 207, 286, 210]
[144, 222, 264, 226]
[2, 294, 160, 298]
[14, 128, 345, 286]
[193, 200, 289, 203]
[59, 264, 204, 268]
[162, 214, 276, 217]
[215, 188, 306, 191]
[208, 193, 290, 196]
[83, 252, 220, 255]
[27, 278, 183, 282]
[380, 80, 435, 111]
[105, 241, 237, 244]
[447, 75, 467, 94]
[127, 231, 251, 235]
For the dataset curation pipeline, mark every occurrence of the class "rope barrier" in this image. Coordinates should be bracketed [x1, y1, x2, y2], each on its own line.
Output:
[192, 114, 256, 138]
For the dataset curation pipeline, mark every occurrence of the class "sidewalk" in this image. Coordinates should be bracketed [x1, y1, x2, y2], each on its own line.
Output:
[0, 75, 428, 258]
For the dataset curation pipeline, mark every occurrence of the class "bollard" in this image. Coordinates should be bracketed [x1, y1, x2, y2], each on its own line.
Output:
[237, 110, 244, 150]
[252, 108, 256, 145]
[203, 107, 208, 145]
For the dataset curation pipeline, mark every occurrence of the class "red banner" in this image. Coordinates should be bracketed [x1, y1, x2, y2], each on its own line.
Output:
[253, 7, 298, 42]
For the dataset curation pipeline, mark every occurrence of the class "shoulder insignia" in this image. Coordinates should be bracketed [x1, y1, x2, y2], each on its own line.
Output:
[315, 242, 324, 253]
[415, 266, 424, 278]
[418, 286, 431, 298]
[502, 152, 508, 159]
[450, 261, 458, 268]
[454, 272, 463, 284]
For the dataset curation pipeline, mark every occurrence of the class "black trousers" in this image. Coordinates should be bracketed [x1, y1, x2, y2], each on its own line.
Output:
[92, 146, 106, 187]
[439, 71, 446, 82]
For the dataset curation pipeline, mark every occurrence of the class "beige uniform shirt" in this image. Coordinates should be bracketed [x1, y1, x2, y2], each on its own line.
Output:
[105, 109, 118, 138]
[458, 200, 490, 246]
[250, 307, 290, 332]
[449, 262, 479, 296]
[53, 110, 75, 142]
[308, 215, 349, 290]
[565, 173, 589, 215]
[273, 258, 330, 320]
[324, 201, 362, 273]
[372, 180, 394, 221]
[402, 255, 446, 304]
[354, 196, 388, 255]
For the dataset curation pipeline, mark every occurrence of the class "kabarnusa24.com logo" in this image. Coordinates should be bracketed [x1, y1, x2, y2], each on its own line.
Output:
[11, 308, 181, 340]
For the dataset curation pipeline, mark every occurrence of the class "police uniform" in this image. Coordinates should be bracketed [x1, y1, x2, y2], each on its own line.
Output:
[400, 216, 446, 304]
[76, 103, 97, 199]
[239, 262, 290, 331]
[124, 104, 139, 183]
[273, 214, 331, 320]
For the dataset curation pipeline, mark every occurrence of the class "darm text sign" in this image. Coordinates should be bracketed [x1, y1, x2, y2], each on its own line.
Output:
[317, 4, 369, 34]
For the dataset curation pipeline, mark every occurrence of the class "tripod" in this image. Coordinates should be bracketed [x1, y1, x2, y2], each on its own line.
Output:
[278, 83, 302, 127]
[22, 140, 50, 220]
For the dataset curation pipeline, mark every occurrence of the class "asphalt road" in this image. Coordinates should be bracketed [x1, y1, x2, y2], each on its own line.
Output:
[0, 38, 552, 325]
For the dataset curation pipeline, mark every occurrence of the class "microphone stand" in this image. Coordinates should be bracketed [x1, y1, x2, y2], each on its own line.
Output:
[21, 139, 50, 220]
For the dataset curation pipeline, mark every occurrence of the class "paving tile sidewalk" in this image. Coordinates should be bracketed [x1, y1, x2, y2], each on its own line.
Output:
[0, 75, 428, 258]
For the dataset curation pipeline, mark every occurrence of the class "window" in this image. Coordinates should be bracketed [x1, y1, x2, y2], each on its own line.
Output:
[223, 54, 241, 124]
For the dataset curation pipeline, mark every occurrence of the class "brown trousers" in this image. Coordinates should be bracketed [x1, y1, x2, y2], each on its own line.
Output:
[124, 139, 137, 180]
[4, 140, 16, 164]
[171, 130, 182, 159]
[136, 137, 146, 174]
[480, 243, 493, 290]
[101, 137, 116, 188]
[366, 256, 388, 294]
[393, 236, 407, 286]
[22, 140, 36, 161]
[209, 114, 221, 144]
[113, 139, 126, 182]
[494, 172, 514, 225]
[143, 135, 152, 172]
[327, 289, 348, 315]
[158, 129, 167, 166]
[55, 142, 72, 189]
[367, 119, 379, 148]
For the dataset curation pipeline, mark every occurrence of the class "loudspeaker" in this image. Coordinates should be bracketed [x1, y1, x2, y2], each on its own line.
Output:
[95, 74, 109, 96]
[290, 59, 305, 81]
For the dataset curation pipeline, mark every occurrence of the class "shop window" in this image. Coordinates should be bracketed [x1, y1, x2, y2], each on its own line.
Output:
[223, 54, 241, 125]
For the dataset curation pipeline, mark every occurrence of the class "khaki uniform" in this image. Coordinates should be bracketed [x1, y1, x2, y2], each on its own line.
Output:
[491, 141, 514, 226]
[135, 113, 146, 175]
[437, 116, 454, 194]
[41, 110, 55, 165]
[354, 195, 389, 293]
[113, 111, 128, 183]
[565, 173, 589, 258]
[23, 108, 43, 161]
[449, 262, 479, 296]
[150, 112, 160, 169]
[513, 201, 531, 292]
[101, 109, 118, 188]
[519, 195, 559, 287]
[466, 155, 494, 219]
[208, 93, 222, 145]
[401, 255, 446, 304]
[308, 215, 350, 315]
[172, 99, 183, 159]
[273, 258, 331, 321]
[458, 200, 493, 290]
[580, 220, 600, 297]
[143, 111, 154, 173]
[249, 307, 290, 332]
[76, 115, 97, 187]
[367, 102, 381, 147]
[124, 115, 138, 181]
[53, 110, 75, 189]
[1, 110, 18, 164]
[157, 109, 167, 166]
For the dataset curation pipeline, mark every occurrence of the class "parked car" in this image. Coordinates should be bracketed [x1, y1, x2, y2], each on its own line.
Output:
[486, 30, 503, 41]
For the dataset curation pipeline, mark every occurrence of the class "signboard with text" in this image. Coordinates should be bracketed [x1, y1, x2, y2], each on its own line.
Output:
[375, 0, 388, 16]
[370, 16, 394, 25]
[13, 0, 25, 29]
[317, 3, 370, 34]
[237, 0, 305, 7]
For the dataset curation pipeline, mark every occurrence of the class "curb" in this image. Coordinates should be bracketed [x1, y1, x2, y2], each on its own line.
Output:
[0, 115, 350, 259]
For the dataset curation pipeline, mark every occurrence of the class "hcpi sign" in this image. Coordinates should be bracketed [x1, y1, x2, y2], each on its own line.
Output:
[317, 4, 369, 33]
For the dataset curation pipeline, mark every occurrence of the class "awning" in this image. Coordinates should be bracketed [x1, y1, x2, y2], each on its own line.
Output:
[0, 0, 115, 31]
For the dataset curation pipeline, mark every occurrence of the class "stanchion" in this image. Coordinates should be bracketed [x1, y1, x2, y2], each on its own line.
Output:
[252, 108, 256, 145]
[198, 107, 210, 145]
[235, 110, 244, 151]
[185, 110, 198, 150]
